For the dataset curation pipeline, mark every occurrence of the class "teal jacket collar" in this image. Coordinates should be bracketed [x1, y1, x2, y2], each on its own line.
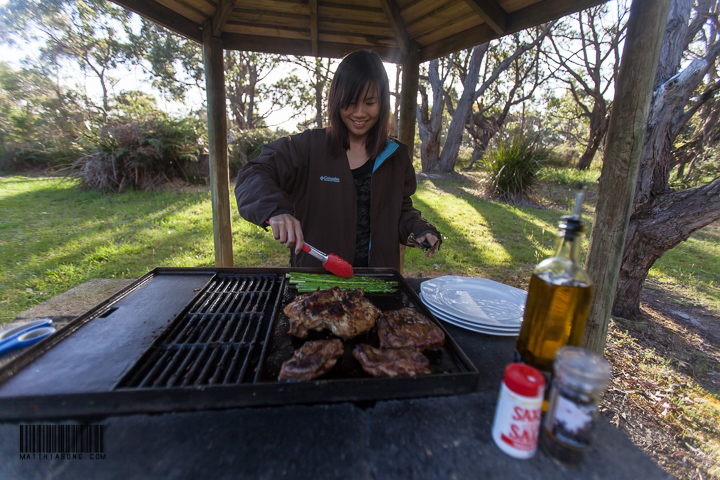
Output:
[372, 139, 399, 172]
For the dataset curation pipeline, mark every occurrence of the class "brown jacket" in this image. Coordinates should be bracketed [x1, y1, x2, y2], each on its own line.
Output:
[234, 128, 439, 270]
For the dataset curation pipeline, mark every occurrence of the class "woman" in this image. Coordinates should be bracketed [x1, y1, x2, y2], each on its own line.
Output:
[234, 50, 440, 270]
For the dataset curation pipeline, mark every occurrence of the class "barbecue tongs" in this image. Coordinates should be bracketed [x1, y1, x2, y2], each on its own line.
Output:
[265, 221, 353, 278]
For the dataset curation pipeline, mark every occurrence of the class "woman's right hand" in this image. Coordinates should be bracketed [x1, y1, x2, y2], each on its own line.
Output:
[267, 214, 305, 254]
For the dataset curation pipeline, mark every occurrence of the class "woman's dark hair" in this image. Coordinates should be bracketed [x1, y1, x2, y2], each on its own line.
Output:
[327, 50, 391, 159]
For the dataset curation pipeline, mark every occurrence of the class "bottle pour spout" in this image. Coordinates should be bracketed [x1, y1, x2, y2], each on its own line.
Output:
[571, 182, 588, 219]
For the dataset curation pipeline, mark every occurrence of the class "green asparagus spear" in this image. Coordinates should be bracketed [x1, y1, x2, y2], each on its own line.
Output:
[287, 272, 397, 293]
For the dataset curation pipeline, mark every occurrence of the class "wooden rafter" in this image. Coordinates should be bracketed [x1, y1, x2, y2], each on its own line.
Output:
[112, 0, 202, 42]
[507, 0, 608, 32]
[421, 0, 609, 62]
[213, 0, 239, 37]
[378, 0, 410, 57]
[461, 0, 507, 35]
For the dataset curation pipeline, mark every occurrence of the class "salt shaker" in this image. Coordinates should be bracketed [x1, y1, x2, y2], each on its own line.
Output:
[492, 363, 546, 459]
[540, 346, 611, 466]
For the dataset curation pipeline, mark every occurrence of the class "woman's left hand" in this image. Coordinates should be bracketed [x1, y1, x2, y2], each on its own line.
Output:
[416, 233, 440, 258]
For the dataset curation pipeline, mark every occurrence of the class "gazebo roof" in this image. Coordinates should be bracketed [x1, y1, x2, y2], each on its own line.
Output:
[113, 0, 608, 62]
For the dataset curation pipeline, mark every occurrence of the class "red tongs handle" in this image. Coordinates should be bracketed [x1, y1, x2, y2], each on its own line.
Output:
[301, 243, 328, 262]
[265, 221, 321, 256]
[265, 221, 353, 277]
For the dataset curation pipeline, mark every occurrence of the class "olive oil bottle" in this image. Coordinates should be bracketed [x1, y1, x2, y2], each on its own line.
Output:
[516, 185, 593, 374]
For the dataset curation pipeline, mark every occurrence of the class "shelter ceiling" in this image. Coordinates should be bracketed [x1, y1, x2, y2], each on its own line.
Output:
[113, 0, 608, 62]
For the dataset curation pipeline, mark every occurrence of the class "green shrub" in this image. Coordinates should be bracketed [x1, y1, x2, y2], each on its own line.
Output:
[66, 116, 202, 192]
[0, 139, 83, 173]
[483, 134, 549, 202]
[547, 142, 584, 168]
[453, 145, 476, 170]
[228, 128, 279, 176]
[674, 143, 720, 188]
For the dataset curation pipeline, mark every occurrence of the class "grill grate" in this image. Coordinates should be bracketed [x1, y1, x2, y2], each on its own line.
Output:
[117, 273, 282, 389]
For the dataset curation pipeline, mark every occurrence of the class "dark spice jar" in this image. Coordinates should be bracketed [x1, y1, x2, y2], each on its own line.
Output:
[540, 346, 611, 467]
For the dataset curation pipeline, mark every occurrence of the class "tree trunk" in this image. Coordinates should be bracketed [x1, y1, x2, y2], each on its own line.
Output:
[418, 122, 441, 172]
[576, 102, 608, 169]
[247, 66, 257, 128]
[314, 60, 324, 128]
[437, 44, 486, 172]
[465, 114, 502, 169]
[399, 43, 420, 152]
[613, 180, 720, 317]
[653, 0, 694, 90]
[417, 59, 445, 172]
[466, 141, 488, 169]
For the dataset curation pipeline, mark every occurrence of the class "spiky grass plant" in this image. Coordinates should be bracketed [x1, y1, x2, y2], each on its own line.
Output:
[483, 134, 549, 202]
[66, 117, 202, 192]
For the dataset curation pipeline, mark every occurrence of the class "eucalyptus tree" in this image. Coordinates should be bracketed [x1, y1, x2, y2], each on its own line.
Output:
[417, 56, 456, 172]
[0, 61, 87, 151]
[131, 20, 296, 131]
[224, 51, 285, 130]
[130, 19, 205, 103]
[416, 22, 554, 173]
[546, 0, 629, 170]
[462, 32, 550, 169]
[0, 0, 136, 120]
[540, 89, 590, 154]
[613, 0, 720, 318]
[670, 6, 720, 183]
[281, 56, 337, 130]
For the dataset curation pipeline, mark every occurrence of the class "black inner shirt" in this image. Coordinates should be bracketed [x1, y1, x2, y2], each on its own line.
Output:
[351, 159, 373, 267]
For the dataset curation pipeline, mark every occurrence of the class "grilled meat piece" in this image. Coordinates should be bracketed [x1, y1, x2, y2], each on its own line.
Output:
[283, 287, 380, 339]
[377, 308, 445, 350]
[278, 339, 344, 381]
[352, 344, 431, 377]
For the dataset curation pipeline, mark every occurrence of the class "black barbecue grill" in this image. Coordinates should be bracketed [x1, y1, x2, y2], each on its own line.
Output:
[118, 273, 282, 389]
[0, 268, 480, 420]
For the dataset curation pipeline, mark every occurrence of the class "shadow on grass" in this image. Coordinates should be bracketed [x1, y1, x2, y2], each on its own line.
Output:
[613, 290, 720, 396]
[412, 176, 561, 283]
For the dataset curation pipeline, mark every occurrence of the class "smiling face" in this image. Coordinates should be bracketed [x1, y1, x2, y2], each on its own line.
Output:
[340, 84, 381, 144]
[327, 51, 391, 159]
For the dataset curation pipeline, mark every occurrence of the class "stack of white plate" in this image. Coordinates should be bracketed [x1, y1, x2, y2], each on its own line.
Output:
[419, 276, 527, 336]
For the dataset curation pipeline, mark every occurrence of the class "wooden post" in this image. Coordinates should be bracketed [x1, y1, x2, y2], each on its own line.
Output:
[583, 0, 670, 353]
[398, 42, 421, 274]
[202, 20, 234, 267]
[399, 42, 420, 153]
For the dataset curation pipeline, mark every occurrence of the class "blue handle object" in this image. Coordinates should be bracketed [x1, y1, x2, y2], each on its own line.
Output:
[0, 318, 55, 355]
[0, 318, 52, 342]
